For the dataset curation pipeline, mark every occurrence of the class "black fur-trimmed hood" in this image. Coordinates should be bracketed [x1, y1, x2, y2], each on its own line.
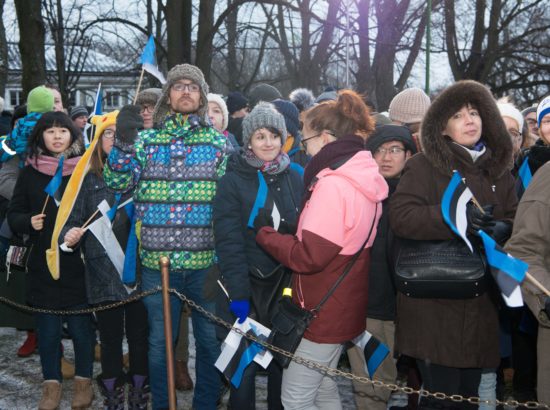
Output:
[420, 80, 512, 178]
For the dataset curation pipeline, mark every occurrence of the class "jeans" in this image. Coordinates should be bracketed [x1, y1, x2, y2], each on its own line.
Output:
[96, 299, 148, 378]
[35, 307, 94, 382]
[478, 370, 496, 410]
[141, 266, 221, 410]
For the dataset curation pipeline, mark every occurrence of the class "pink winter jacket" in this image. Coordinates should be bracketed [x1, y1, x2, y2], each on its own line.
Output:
[257, 151, 388, 343]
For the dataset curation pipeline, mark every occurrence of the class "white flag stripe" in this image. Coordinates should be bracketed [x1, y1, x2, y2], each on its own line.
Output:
[456, 188, 473, 252]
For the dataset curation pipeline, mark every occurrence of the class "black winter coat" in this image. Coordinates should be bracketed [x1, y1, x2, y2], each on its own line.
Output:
[213, 154, 303, 324]
[8, 166, 87, 309]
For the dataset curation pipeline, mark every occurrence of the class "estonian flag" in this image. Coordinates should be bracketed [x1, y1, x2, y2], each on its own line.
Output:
[90, 83, 102, 117]
[352, 330, 390, 378]
[44, 155, 64, 206]
[479, 230, 527, 307]
[517, 159, 532, 198]
[441, 170, 474, 252]
[140, 35, 166, 85]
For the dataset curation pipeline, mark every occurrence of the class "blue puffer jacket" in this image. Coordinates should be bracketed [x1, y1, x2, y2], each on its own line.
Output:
[213, 153, 303, 303]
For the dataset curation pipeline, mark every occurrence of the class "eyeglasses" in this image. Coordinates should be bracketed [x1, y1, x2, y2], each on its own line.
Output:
[141, 105, 154, 114]
[508, 129, 522, 140]
[373, 146, 406, 157]
[103, 129, 115, 140]
[301, 131, 334, 149]
[171, 83, 200, 93]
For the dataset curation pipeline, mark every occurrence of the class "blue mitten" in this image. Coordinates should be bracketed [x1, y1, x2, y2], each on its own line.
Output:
[230, 300, 250, 324]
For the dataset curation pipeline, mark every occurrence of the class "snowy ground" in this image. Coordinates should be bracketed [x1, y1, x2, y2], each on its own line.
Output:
[0, 326, 357, 410]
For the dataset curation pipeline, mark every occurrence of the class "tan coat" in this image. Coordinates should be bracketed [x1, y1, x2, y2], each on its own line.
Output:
[389, 143, 517, 368]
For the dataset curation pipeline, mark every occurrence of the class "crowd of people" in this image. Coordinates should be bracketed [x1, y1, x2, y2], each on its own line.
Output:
[0, 63, 549, 410]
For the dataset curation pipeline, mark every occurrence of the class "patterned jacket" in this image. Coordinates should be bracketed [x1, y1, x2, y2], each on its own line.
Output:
[104, 113, 228, 271]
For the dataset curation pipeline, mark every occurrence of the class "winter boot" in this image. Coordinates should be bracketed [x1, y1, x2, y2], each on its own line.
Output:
[127, 374, 150, 410]
[17, 330, 38, 357]
[38, 380, 62, 410]
[71, 376, 94, 409]
[97, 375, 125, 410]
[175, 359, 194, 390]
[61, 356, 75, 379]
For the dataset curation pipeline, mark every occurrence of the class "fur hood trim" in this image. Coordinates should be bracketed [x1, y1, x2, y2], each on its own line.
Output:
[421, 80, 512, 178]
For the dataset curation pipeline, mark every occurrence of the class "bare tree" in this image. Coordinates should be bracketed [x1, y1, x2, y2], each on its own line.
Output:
[0, 0, 8, 97]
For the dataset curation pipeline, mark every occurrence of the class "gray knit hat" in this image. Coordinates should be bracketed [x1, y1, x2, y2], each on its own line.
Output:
[388, 87, 431, 124]
[242, 102, 287, 148]
[248, 83, 282, 109]
[153, 64, 209, 124]
[136, 88, 162, 107]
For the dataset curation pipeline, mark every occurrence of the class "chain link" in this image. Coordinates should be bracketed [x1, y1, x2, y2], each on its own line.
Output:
[1, 287, 549, 408]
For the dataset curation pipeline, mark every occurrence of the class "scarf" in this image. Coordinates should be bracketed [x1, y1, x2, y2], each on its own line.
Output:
[242, 149, 291, 175]
[26, 154, 81, 176]
[302, 135, 367, 205]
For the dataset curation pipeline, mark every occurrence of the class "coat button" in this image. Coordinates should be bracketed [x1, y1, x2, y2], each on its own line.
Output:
[277, 187, 281, 191]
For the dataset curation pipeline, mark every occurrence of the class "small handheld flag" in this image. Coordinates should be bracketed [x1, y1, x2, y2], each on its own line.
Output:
[479, 230, 527, 307]
[441, 170, 474, 252]
[44, 155, 65, 206]
[518, 160, 532, 197]
[352, 331, 390, 378]
[90, 83, 102, 118]
[140, 35, 166, 85]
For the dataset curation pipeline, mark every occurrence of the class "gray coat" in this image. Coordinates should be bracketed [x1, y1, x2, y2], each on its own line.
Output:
[60, 172, 134, 304]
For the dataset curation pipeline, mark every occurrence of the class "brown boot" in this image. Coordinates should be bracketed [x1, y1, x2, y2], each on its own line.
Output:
[175, 359, 194, 391]
[71, 377, 94, 409]
[38, 380, 62, 410]
[61, 356, 75, 379]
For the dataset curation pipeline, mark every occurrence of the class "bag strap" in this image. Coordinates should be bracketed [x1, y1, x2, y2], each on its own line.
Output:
[311, 203, 379, 313]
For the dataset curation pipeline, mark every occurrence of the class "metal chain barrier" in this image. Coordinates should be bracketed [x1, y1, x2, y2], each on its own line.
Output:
[1, 287, 548, 409]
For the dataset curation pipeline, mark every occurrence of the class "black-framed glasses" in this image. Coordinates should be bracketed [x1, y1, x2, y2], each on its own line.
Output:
[373, 146, 406, 157]
[171, 83, 200, 93]
[300, 133, 322, 149]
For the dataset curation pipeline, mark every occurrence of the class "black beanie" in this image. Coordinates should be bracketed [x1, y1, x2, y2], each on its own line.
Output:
[366, 125, 417, 154]
[226, 91, 248, 115]
[271, 99, 300, 139]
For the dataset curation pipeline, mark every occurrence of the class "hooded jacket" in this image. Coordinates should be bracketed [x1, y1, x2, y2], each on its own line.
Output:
[256, 150, 388, 343]
[389, 80, 518, 368]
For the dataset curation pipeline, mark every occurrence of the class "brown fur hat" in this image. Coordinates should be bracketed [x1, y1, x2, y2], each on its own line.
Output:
[420, 80, 512, 178]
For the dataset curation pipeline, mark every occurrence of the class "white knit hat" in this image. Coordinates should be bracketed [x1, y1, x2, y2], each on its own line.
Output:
[537, 95, 550, 126]
[207, 93, 229, 132]
[497, 102, 524, 131]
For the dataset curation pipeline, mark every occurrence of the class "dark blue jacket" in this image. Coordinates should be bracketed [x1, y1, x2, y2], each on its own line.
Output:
[213, 153, 303, 302]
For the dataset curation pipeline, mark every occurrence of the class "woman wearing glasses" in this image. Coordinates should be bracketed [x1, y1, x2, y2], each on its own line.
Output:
[213, 102, 303, 409]
[61, 111, 150, 409]
[135, 88, 162, 129]
[253, 90, 388, 409]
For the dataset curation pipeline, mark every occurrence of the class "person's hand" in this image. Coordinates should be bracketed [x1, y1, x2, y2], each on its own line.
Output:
[230, 300, 250, 324]
[30, 214, 46, 231]
[64, 227, 85, 248]
[485, 221, 512, 244]
[116, 105, 143, 144]
[466, 203, 495, 235]
[545, 297, 550, 321]
[253, 208, 273, 233]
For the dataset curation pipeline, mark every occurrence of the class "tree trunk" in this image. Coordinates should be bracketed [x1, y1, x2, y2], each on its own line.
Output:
[195, 0, 216, 83]
[356, 0, 372, 97]
[0, 0, 8, 97]
[165, 0, 191, 68]
[14, 0, 46, 98]
[226, 0, 239, 90]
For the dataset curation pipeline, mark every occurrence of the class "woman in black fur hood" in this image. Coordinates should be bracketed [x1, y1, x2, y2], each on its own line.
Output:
[389, 80, 518, 409]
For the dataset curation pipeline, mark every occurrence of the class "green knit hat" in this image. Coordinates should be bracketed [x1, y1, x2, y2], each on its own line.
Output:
[27, 86, 54, 113]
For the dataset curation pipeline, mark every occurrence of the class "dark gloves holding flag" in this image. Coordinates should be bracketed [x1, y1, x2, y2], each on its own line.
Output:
[230, 300, 250, 324]
[116, 105, 143, 145]
[487, 221, 512, 245]
[466, 203, 495, 236]
[253, 208, 273, 233]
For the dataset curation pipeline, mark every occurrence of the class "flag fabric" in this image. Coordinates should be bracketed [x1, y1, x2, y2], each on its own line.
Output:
[44, 155, 65, 206]
[518, 159, 532, 197]
[352, 330, 390, 378]
[441, 170, 474, 252]
[90, 83, 102, 118]
[140, 35, 166, 84]
[479, 230, 527, 307]
[47, 111, 119, 280]
[215, 319, 272, 388]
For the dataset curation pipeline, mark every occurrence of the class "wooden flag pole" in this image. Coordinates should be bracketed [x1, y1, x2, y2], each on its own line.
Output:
[160, 256, 177, 410]
[40, 196, 50, 215]
[525, 272, 550, 297]
[80, 209, 101, 231]
[133, 68, 145, 104]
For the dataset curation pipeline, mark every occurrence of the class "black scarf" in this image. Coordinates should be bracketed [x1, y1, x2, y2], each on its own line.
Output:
[301, 134, 367, 208]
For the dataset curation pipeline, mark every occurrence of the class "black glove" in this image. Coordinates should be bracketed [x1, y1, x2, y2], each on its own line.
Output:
[485, 221, 512, 245]
[545, 297, 550, 321]
[116, 105, 144, 144]
[466, 203, 495, 235]
[253, 208, 273, 232]
[278, 220, 297, 235]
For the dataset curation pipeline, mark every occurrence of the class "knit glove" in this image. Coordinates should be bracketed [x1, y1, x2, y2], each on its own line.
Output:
[230, 300, 250, 324]
[116, 105, 143, 145]
[253, 208, 273, 233]
[466, 203, 495, 236]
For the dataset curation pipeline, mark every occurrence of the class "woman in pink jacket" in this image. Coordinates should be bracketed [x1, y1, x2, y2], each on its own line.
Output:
[254, 90, 388, 409]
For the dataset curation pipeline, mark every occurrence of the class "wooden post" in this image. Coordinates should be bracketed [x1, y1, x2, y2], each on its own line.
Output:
[160, 256, 176, 410]
[133, 68, 145, 104]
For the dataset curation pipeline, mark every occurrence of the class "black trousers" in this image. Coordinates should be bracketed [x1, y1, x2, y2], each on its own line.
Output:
[229, 360, 283, 410]
[416, 360, 482, 410]
[96, 299, 149, 379]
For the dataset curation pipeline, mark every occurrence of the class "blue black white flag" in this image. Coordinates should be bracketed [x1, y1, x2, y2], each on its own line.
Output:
[140, 35, 166, 84]
[441, 170, 474, 252]
[44, 155, 65, 206]
[352, 330, 390, 378]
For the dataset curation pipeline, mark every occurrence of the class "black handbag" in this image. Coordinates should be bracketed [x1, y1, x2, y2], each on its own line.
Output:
[249, 264, 292, 326]
[393, 237, 488, 299]
[268, 205, 378, 368]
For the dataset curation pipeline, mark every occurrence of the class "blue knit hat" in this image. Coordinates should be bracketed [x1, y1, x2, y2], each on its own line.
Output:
[272, 99, 300, 139]
[536, 96, 550, 126]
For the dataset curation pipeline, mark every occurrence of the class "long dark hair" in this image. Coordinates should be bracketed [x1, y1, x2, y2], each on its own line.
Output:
[27, 111, 81, 159]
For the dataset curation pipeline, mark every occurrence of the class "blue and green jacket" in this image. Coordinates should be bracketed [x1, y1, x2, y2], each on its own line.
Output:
[104, 113, 228, 271]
